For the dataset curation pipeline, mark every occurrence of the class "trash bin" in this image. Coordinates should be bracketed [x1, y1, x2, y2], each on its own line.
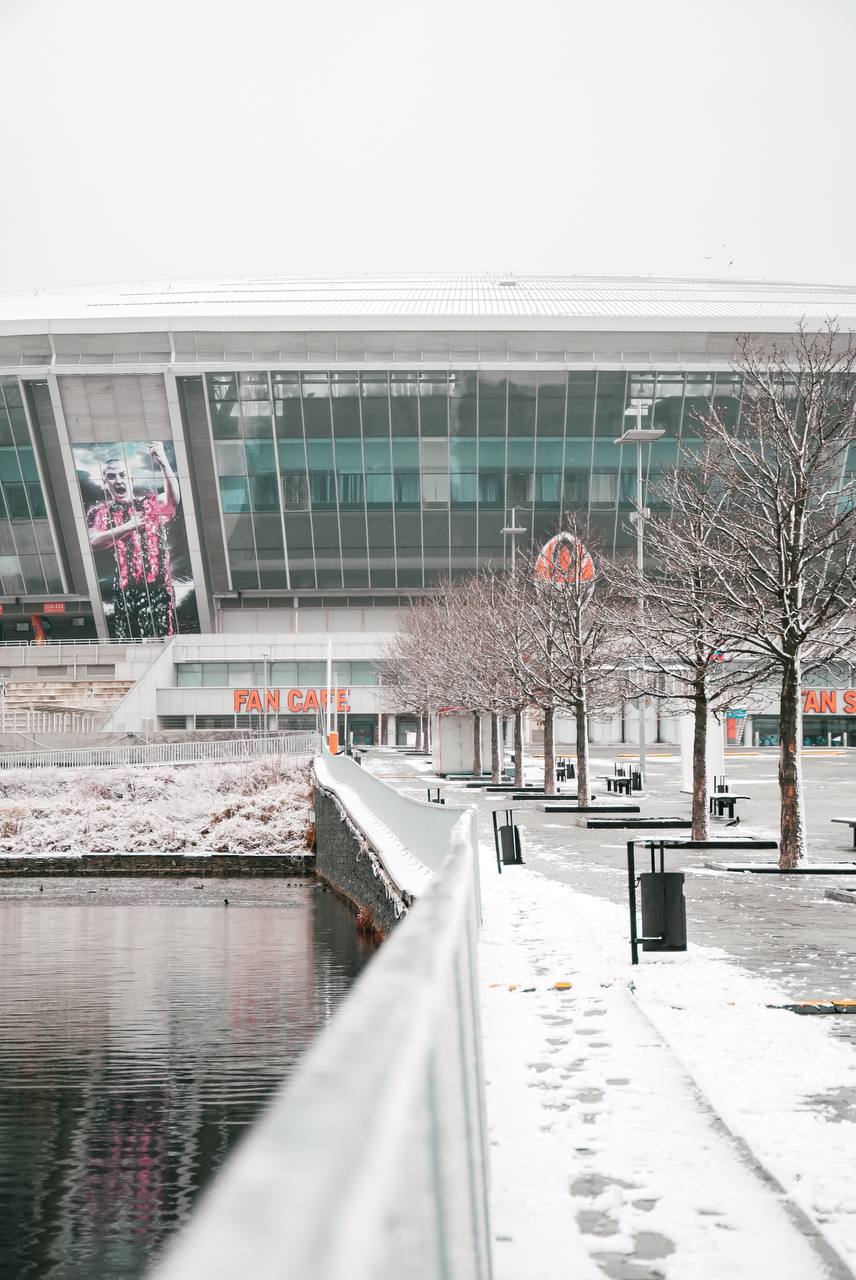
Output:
[640, 872, 687, 951]
[499, 823, 524, 866]
[492, 807, 524, 872]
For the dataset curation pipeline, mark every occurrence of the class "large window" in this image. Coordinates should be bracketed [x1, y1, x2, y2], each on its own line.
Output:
[179, 369, 741, 590]
[176, 660, 378, 687]
[0, 379, 64, 595]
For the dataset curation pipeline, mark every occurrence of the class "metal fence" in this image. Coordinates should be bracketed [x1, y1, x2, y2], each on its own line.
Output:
[0, 709, 97, 734]
[152, 754, 492, 1280]
[0, 732, 321, 770]
[0, 637, 166, 648]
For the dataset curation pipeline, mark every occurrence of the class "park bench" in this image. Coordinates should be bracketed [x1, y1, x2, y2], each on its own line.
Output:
[831, 819, 856, 849]
[586, 816, 691, 830]
[709, 792, 750, 820]
[544, 802, 640, 814]
[599, 775, 633, 796]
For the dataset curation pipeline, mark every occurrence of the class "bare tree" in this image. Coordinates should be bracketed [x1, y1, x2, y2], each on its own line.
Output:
[521, 521, 625, 806]
[686, 324, 856, 866]
[606, 446, 769, 838]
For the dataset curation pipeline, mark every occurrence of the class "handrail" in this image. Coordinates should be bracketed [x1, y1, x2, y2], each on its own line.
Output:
[0, 636, 167, 647]
[151, 757, 492, 1280]
[317, 749, 482, 915]
[0, 732, 321, 770]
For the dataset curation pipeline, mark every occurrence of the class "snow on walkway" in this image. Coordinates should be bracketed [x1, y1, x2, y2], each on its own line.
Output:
[365, 750, 856, 1278]
[480, 850, 856, 1279]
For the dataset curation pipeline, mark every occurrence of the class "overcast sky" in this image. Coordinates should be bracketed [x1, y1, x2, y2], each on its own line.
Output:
[1, 0, 852, 294]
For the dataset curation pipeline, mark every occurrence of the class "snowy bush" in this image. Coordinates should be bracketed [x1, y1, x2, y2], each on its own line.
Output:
[0, 758, 313, 855]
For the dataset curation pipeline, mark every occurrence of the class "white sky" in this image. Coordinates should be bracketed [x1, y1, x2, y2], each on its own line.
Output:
[1, 0, 852, 294]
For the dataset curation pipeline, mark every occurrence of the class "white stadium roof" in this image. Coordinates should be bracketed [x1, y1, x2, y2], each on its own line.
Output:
[2, 274, 856, 332]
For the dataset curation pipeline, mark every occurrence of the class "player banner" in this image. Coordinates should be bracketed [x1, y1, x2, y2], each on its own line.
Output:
[73, 441, 200, 638]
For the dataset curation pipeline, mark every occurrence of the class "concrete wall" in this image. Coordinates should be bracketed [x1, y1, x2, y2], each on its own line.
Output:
[313, 782, 408, 937]
[0, 853, 313, 876]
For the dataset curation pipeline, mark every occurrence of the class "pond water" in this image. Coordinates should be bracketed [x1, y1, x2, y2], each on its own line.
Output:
[0, 876, 373, 1279]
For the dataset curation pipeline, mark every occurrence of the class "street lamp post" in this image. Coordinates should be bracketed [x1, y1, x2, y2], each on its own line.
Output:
[501, 505, 527, 572]
[615, 405, 665, 782]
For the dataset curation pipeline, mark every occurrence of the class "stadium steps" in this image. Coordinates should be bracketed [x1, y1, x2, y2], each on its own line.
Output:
[2, 679, 136, 719]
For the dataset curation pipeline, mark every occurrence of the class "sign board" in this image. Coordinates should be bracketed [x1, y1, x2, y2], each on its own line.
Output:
[43, 602, 66, 614]
[727, 709, 747, 720]
[534, 532, 595, 587]
[802, 690, 856, 715]
[233, 687, 350, 714]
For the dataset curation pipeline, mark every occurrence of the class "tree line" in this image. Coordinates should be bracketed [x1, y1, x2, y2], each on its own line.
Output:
[382, 326, 856, 869]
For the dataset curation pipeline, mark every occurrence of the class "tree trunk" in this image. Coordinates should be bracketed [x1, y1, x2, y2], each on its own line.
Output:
[575, 694, 590, 807]
[513, 708, 523, 786]
[491, 713, 501, 783]
[779, 656, 807, 869]
[543, 705, 555, 796]
[472, 710, 482, 777]
[691, 672, 710, 841]
[415, 716, 423, 752]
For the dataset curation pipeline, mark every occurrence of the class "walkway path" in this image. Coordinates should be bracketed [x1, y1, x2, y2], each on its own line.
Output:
[367, 748, 856, 1280]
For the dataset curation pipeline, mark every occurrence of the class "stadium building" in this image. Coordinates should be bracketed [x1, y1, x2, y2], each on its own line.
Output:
[0, 274, 854, 745]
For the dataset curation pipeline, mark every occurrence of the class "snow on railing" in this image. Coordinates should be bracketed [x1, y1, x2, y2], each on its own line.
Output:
[151, 756, 491, 1280]
[317, 749, 482, 916]
[0, 732, 321, 770]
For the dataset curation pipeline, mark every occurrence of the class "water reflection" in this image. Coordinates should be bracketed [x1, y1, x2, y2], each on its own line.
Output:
[0, 877, 373, 1279]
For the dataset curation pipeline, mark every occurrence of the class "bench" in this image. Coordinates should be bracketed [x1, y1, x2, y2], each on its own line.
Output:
[709, 793, 750, 820]
[599, 775, 633, 795]
[586, 816, 691, 830]
[831, 819, 856, 849]
[545, 802, 640, 814]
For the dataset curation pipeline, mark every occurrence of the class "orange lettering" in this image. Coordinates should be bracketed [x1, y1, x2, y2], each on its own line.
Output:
[303, 688, 319, 713]
[803, 690, 821, 714]
[246, 689, 263, 713]
[287, 688, 303, 712]
[337, 687, 350, 712]
[844, 690, 856, 714]
[234, 689, 249, 712]
[320, 688, 329, 708]
[264, 689, 280, 712]
[820, 690, 837, 714]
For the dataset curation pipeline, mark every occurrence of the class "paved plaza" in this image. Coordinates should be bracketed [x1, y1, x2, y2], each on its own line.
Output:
[391, 746, 856, 1001]
[367, 745, 856, 1280]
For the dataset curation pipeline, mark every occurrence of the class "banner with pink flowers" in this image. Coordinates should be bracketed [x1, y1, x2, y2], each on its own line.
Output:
[74, 441, 200, 638]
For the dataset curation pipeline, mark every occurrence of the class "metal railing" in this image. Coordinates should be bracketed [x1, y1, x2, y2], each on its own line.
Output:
[319, 748, 482, 914]
[0, 709, 97, 735]
[0, 731, 321, 770]
[152, 754, 491, 1280]
[0, 636, 167, 648]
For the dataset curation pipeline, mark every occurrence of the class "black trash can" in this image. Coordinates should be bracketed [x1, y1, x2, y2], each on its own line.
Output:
[499, 823, 524, 866]
[640, 872, 687, 951]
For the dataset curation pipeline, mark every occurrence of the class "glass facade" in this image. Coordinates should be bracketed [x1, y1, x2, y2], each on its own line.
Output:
[0, 378, 63, 595]
[181, 369, 744, 590]
[175, 660, 376, 686]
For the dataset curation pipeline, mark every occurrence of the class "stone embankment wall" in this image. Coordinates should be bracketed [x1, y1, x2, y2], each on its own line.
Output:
[313, 783, 408, 938]
[0, 853, 313, 877]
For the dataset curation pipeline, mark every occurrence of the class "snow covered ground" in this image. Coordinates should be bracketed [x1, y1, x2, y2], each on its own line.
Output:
[368, 749, 856, 1280]
[0, 758, 313, 854]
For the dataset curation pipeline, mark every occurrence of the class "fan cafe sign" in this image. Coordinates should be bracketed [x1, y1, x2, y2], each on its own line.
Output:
[233, 687, 350, 714]
[802, 689, 856, 715]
